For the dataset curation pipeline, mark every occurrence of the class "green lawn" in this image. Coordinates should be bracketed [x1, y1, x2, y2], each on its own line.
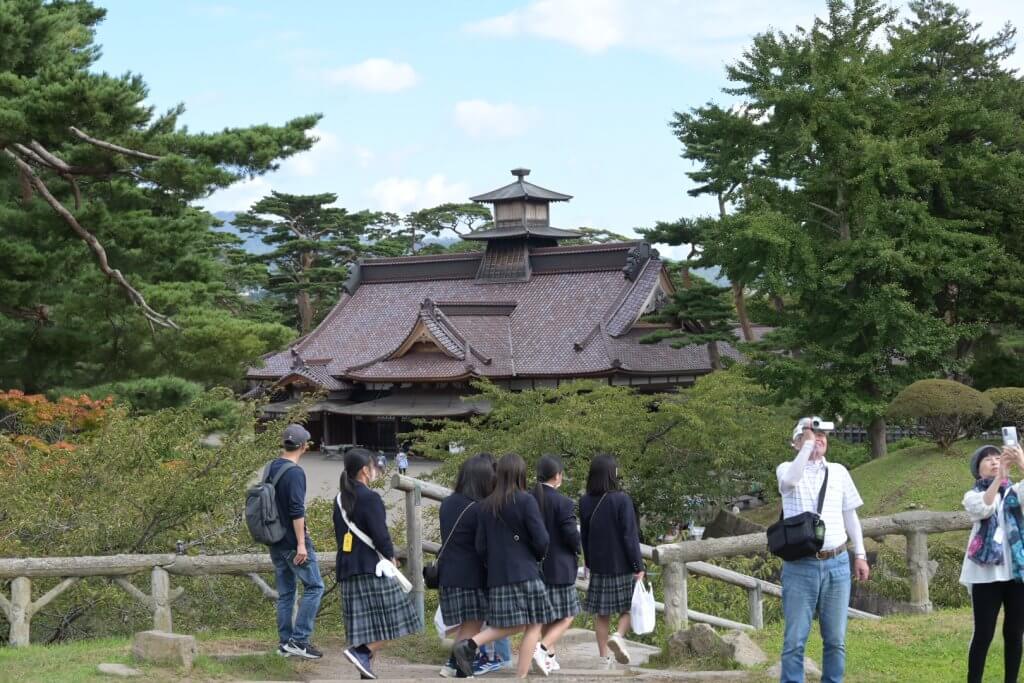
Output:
[752, 608, 994, 683]
[0, 633, 297, 683]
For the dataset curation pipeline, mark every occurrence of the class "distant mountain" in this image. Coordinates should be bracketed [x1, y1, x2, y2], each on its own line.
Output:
[212, 211, 271, 254]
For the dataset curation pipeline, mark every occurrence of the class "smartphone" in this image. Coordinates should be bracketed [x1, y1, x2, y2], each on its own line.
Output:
[1003, 426, 1019, 447]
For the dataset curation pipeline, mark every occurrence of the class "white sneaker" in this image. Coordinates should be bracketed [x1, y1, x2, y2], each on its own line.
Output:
[547, 652, 560, 672]
[607, 633, 631, 664]
[531, 644, 551, 676]
[601, 654, 615, 670]
[439, 663, 458, 678]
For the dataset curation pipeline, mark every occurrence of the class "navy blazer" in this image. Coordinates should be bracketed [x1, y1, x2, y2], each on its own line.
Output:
[579, 491, 644, 575]
[531, 484, 581, 586]
[333, 481, 395, 580]
[475, 491, 549, 587]
[438, 492, 485, 589]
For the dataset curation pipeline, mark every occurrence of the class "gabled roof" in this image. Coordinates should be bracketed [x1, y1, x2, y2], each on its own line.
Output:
[247, 241, 737, 383]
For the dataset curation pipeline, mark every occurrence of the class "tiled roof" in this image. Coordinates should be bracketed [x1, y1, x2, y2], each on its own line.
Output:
[248, 242, 731, 382]
[469, 179, 572, 203]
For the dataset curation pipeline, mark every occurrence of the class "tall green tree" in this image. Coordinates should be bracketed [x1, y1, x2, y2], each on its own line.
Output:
[0, 0, 313, 391]
[722, 0, 993, 458]
[404, 202, 492, 253]
[234, 192, 393, 334]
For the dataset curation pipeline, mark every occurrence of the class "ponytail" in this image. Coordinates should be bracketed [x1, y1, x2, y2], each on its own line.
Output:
[534, 454, 564, 514]
[339, 447, 373, 516]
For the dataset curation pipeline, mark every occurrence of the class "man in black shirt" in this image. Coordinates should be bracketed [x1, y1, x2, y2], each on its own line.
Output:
[269, 424, 324, 660]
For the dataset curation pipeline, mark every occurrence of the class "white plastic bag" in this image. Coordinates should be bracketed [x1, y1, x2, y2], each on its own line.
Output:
[434, 607, 460, 641]
[630, 580, 656, 635]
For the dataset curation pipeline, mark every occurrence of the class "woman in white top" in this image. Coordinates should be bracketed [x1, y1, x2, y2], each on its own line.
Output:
[961, 443, 1024, 683]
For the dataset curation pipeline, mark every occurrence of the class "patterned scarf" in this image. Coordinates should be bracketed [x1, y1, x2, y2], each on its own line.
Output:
[968, 479, 1024, 580]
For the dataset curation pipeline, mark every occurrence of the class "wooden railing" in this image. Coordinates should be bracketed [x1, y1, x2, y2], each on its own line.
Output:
[389, 475, 975, 634]
[652, 510, 973, 631]
[0, 479, 974, 648]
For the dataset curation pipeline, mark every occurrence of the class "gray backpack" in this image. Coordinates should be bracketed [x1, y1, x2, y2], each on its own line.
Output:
[245, 460, 297, 545]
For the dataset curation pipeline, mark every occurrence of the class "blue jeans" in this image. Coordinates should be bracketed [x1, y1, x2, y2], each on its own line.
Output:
[270, 542, 324, 645]
[781, 551, 850, 683]
[484, 637, 512, 663]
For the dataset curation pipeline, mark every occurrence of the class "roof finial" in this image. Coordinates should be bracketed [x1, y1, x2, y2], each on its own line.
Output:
[511, 168, 530, 180]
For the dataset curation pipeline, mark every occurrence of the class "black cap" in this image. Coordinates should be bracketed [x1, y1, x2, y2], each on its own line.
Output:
[282, 423, 311, 450]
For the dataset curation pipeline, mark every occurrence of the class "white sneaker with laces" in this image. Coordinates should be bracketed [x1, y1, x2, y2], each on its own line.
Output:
[607, 633, 631, 664]
[531, 644, 551, 676]
[601, 654, 615, 669]
[547, 652, 560, 672]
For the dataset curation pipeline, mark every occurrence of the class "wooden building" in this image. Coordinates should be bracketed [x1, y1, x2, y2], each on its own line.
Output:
[247, 169, 738, 451]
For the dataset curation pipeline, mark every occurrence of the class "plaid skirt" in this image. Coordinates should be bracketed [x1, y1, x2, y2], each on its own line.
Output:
[440, 585, 488, 625]
[341, 573, 422, 647]
[545, 583, 581, 621]
[583, 572, 635, 616]
[487, 579, 557, 628]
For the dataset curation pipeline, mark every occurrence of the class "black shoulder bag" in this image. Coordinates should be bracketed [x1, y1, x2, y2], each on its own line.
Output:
[424, 501, 474, 589]
[767, 468, 828, 561]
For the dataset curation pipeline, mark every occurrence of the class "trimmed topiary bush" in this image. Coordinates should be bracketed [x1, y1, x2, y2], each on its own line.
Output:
[887, 379, 994, 449]
[984, 387, 1024, 431]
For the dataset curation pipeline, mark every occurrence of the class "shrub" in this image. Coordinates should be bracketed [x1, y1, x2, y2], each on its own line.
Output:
[887, 379, 994, 449]
[983, 387, 1024, 431]
[50, 376, 203, 414]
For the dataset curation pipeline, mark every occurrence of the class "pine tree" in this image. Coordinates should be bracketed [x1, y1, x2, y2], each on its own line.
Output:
[641, 277, 735, 370]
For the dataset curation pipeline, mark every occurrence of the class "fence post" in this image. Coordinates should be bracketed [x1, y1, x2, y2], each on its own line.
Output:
[747, 584, 764, 629]
[406, 484, 425, 624]
[151, 566, 173, 632]
[905, 530, 932, 613]
[9, 577, 31, 647]
[662, 561, 688, 632]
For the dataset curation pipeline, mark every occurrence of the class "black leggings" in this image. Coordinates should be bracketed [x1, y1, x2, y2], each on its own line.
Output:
[970, 581, 1024, 683]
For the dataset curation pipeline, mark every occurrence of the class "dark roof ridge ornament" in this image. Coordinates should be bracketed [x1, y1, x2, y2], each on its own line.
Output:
[511, 168, 530, 180]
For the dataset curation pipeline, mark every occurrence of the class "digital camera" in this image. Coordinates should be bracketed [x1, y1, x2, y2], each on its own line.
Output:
[811, 418, 836, 432]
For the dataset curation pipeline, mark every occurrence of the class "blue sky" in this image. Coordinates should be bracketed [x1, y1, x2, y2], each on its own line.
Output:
[93, 1, 1023, 258]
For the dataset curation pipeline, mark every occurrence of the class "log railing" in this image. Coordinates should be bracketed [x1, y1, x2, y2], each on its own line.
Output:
[0, 480, 973, 648]
[392, 475, 974, 633]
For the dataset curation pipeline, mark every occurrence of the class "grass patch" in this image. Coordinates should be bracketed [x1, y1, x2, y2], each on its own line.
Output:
[751, 608, 991, 683]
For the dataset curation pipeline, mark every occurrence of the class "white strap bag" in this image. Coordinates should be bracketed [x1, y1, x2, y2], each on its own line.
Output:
[336, 493, 413, 593]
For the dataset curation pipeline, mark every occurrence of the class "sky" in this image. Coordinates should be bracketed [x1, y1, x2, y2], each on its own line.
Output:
[92, 1, 1024, 259]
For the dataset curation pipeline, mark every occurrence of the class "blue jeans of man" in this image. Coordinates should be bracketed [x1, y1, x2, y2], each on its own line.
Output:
[269, 541, 324, 645]
[781, 551, 851, 683]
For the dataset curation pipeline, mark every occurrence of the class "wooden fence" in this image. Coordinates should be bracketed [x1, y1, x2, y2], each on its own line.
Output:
[0, 477, 974, 648]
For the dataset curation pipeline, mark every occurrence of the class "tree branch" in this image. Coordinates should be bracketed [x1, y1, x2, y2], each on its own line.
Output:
[69, 127, 162, 161]
[808, 201, 840, 218]
[5, 149, 178, 329]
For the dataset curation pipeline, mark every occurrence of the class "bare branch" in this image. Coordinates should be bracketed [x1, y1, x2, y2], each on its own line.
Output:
[24, 142, 82, 209]
[5, 149, 178, 329]
[808, 201, 840, 218]
[69, 127, 162, 161]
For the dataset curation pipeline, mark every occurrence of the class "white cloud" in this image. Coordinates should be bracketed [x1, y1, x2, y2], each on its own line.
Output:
[321, 58, 418, 92]
[368, 175, 470, 213]
[454, 100, 536, 138]
[283, 127, 340, 178]
[201, 176, 274, 214]
[466, 0, 821, 64]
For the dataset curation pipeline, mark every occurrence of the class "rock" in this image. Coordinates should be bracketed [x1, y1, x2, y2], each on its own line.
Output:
[666, 623, 733, 661]
[767, 656, 822, 680]
[721, 630, 768, 667]
[131, 630, 197, 671]
[97, 663, 142, 678]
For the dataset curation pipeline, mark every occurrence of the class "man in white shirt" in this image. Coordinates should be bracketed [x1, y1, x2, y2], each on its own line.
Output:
[776, 417, 870, 683]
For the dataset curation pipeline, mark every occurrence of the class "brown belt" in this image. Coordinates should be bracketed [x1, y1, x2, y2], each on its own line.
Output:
[814, 546, 847, 560]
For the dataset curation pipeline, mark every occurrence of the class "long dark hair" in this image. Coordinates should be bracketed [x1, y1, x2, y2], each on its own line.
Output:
[533, 454, 564, 513]
[454, 454, 496, 501]
[586, 453, 620, 496]
[483, 453, 528, 513]
[339, 447, 374, 516]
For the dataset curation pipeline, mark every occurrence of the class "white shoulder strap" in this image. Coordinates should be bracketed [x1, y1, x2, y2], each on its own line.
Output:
[336, 493, 383, 559]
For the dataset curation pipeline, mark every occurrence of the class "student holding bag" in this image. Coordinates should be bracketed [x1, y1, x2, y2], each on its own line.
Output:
[333, 448, 422, 680]
[579, 454, 644, 668]
[437, 454, 496, 678]
[451, 454, 556, 679]
[531, 454, 582, 673]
